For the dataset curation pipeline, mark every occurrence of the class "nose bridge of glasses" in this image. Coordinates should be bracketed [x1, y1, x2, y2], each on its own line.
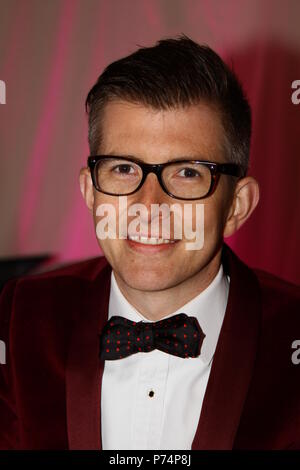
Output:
[134, 163, 168, 200]
[142, 162, 164, 178]
[140, 163, 164, 188]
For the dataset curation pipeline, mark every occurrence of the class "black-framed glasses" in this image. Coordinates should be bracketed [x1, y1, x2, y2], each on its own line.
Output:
[87, 155, 243, 201]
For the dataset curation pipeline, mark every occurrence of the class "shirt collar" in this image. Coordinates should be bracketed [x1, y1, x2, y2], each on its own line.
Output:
[108, 265, 230, 364]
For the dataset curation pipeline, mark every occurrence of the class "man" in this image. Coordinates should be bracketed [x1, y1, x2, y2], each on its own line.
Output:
[0, 35, 299, 450]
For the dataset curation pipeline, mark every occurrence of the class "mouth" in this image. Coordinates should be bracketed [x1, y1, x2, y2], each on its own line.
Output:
[126, 235, 180, 253]
[127, 235, 177, 245]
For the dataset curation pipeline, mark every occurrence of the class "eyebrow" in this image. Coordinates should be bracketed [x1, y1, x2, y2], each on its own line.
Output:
[103, 153, 208, 163]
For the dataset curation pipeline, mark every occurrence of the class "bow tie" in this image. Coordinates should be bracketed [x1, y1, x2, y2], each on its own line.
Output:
[99, 313, 205, 360]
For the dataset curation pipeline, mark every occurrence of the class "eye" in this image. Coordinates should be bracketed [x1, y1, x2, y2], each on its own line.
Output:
[177, 167, 200, 178]
[112, 164, 135, 175]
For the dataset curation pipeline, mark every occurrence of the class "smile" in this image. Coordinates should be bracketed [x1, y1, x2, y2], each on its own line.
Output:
[127, 235, 177, 245]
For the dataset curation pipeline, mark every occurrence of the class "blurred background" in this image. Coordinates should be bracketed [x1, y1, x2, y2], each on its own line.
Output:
[0, 0, 300, 286]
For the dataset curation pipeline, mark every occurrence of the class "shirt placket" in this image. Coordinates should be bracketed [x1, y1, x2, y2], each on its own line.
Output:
[131, 350, 170, 449]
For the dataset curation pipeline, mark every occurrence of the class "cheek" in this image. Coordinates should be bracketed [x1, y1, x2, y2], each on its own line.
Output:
[203, 178, 232, 233]
[92, 194, 120, 223]
[92, 195, 121, 251]
[201, 199, 227, 242]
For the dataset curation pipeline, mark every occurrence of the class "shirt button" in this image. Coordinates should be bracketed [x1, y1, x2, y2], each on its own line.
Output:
[148, 390, 155, 397]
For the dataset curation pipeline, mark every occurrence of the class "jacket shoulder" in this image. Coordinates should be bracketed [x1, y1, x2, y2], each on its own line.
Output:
[20, 255, 110, 282]
[0, 256, 110, 327]
[254, 268, 300, 304]
[252, 268, 300, 335]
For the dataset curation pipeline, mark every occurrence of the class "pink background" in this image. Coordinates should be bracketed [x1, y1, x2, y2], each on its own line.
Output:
[0, 0, 300, 283]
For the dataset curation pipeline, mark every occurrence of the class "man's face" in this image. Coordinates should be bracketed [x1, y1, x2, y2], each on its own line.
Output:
[87, 100, 234, 292]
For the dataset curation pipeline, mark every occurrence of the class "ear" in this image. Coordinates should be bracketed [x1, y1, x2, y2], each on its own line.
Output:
[79, 167, 94, 212]
[223, 176, 260, 238]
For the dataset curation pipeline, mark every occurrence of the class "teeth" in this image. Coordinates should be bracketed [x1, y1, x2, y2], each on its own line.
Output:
[128, 236, 176, 245]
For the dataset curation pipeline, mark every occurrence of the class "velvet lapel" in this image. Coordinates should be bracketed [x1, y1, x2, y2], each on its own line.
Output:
[191, 244, 262, 449]
[66, 259, 112, 450]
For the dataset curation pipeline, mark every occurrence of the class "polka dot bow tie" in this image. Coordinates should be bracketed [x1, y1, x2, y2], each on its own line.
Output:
[99, 313, 206, 360]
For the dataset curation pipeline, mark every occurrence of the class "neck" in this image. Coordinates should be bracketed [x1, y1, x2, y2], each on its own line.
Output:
[113, 249, 223, 321]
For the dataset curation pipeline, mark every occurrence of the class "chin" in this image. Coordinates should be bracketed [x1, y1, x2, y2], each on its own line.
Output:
[117, 265, 178, 292]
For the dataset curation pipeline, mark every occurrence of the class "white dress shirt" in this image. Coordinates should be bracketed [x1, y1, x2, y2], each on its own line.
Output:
[101, 264, 230, 450]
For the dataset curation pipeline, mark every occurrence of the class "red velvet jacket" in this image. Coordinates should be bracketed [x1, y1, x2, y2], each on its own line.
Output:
[0, 243, 299, 450]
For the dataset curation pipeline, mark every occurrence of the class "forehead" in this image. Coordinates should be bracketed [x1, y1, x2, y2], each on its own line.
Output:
[99, 99, 225, 162]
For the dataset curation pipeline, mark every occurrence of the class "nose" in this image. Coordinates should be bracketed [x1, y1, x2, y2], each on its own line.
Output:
[127, 172, 169, 236]
[132, 172, 166, 206]
[129, 172, 172, 238]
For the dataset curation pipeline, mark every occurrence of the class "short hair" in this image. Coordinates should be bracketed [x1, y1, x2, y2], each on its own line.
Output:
[85, 35, 251, 177]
